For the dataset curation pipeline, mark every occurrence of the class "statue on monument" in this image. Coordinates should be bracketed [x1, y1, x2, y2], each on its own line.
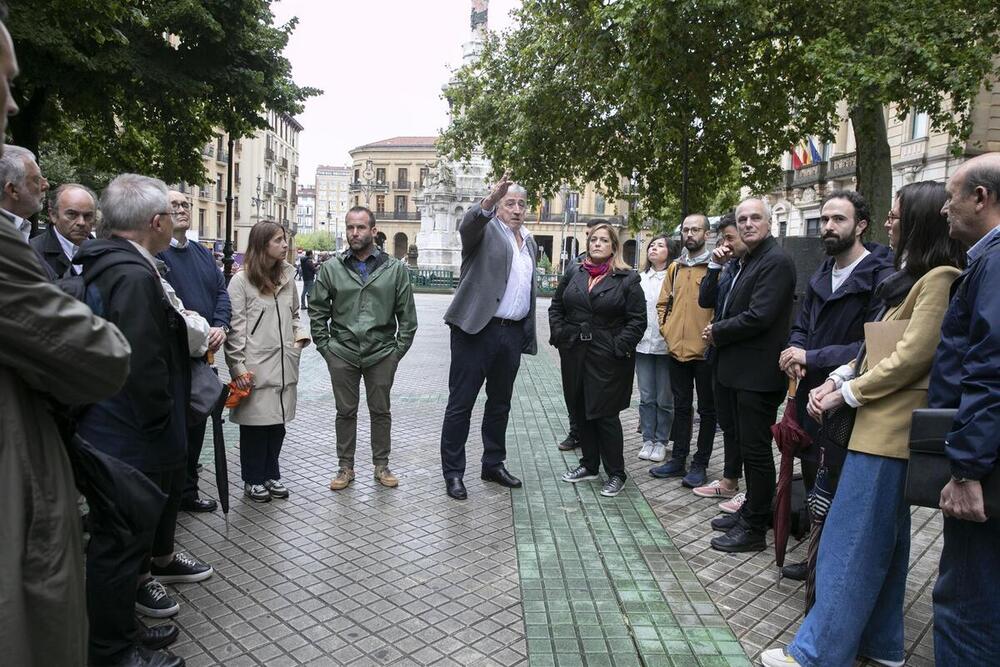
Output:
[471, 0, 488, 33]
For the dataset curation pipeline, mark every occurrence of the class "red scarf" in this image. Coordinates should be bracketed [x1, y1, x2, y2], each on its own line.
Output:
[582, 259, 611, 278]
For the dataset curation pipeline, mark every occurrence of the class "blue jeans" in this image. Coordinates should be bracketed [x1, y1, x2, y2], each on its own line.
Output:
[933, 516, 1000, 665]
[789, 451, 910, 667]
[635, 352, 673, 444]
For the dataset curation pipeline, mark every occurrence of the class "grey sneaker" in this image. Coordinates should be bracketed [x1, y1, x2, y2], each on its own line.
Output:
[561, 466, 600, 483]
[264, 479, 289, 498]
[244, 483, 270, 502]
[600, 475, 626, 497]
[638, 441, 654, 460]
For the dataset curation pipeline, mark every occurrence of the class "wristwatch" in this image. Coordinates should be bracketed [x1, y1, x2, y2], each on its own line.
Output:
[951, 475, 971, 484]
[221, 325, 231, 334]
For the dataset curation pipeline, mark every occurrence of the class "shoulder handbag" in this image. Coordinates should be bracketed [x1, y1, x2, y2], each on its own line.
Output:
[189, 359, 225, 422]
[815, 342, 867, 452]
[905, 411, 1000, 518]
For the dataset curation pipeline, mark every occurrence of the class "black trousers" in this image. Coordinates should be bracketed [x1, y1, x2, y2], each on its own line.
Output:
[668, 357, 717, 466]
[239, 424, 286, 484]
[713, 381, 743, 480]
[140, 465, 185, 573]
[559, 349, 580, 441]
[718, 385, 784, 532]
[440, 318, 525, 479]
[576, 393, 626, 479]
[181, 417, 208, 502]
[86, 511, 155, 663]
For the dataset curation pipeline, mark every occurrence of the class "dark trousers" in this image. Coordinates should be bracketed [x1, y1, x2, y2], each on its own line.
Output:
[559, 349, 580, 441]
[440, 319, 525, 479]
[324, 351, 398, 468]
[301, 279, 314, 307]
[668, 357, 716, 466]
[719, 385, 783, 531]
[933, 517, 1000, 665]
[239, 424, 286, 484]
[87, 512, 154, 663]
[713, 382, 743, 480]
[140, 466, 185, 573]
[576, 393, 626, 479]
[181, 418, 208, 502]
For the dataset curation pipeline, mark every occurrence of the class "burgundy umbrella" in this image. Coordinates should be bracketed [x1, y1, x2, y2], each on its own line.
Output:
[770, 377, 812, 569]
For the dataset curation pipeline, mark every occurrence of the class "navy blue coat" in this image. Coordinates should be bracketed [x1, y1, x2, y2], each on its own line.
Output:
[928, 229, 1000, 480]
[699, 259, 739, 365]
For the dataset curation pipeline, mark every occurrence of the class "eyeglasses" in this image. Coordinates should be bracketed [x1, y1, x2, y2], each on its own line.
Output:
[171, 202, 191, 211]
[886, 212, 900, 223]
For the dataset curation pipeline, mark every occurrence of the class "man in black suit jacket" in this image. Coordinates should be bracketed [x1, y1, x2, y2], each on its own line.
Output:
[702, 198, 795, 552]
[29, 183, 96, 279]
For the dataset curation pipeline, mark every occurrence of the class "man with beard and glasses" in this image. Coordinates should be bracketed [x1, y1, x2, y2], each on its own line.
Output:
[310, 206, 417, 491]
[650, 213, 717, 487]
[776, 189, 893, 579]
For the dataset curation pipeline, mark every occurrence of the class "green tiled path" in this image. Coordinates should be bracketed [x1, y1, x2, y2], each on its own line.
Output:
[508, 353, 751, 667]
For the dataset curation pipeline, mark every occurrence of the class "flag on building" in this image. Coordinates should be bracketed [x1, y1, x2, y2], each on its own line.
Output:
[790, 145, 803, 170]
[798, 140, 812, 166]
[808, 137, 823, 164]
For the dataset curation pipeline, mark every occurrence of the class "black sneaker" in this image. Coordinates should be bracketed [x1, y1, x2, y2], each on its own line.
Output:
[781, 561, 809, 581]
[561, 466, 599, 483]
[136, 579, 180, 618]
[150, 553, 213, 584]
[600, 475, 626, 497]
[710, 519, 766, 553]
[557, 434, 580, 451]
[711, 512, 740, 532]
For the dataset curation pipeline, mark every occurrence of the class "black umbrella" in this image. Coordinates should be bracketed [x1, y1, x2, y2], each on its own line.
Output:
[211, 385, 231, 532]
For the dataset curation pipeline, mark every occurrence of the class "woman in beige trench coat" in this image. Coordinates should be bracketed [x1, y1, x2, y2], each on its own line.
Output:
[226, 221, 310, 502]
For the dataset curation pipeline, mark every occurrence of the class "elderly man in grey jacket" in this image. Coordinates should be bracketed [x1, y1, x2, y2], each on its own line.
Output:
[440, 174, 538, 499]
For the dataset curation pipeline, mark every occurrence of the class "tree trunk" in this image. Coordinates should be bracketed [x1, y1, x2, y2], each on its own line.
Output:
[849, 97, 893, 245]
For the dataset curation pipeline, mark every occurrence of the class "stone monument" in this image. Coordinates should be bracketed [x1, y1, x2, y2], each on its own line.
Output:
[414, 0, 493, 273]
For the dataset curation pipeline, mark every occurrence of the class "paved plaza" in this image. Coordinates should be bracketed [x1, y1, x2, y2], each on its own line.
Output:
[167, 293, 942, 666]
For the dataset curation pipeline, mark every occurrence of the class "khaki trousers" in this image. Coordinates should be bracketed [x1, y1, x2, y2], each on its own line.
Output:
[324, 351, 398, 469]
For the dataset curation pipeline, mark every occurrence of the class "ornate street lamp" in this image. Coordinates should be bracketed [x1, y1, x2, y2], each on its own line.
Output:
[350, 157, 388, 207]
[251, 175, 264, 221]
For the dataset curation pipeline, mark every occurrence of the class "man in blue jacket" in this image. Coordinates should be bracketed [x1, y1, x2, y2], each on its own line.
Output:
[927, 152, 1000, 665]
[777, 190, 893, 580]
[160, 189, 231, 513]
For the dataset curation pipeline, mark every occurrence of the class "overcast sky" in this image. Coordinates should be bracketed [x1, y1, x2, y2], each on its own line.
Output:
[271, 0, 521, 185]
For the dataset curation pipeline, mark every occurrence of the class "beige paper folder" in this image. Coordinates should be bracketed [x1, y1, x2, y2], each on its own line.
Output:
[864, 319, 928, 388]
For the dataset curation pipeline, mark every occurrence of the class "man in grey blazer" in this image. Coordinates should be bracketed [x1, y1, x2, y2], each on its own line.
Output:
[441, 174, 537, 499]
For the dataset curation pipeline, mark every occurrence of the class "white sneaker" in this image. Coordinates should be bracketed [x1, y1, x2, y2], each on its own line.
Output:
[638, 441, 654, 460]
[760, 648, 800, 666]
[648, 443, 667, 462]
[864, 658, 903, 667]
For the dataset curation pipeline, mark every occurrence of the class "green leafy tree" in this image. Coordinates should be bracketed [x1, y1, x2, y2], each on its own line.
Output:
[294, 232, 336, 252]
[441, 0, 1000, 234]
[7, 0, 319, 185]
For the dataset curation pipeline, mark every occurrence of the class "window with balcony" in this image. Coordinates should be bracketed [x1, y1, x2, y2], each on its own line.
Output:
[594, 195, 606, 215]
[216, 212, 223, 239]
[216, 173, 223, 202]
[395, 195, 407, 212]
[397, 168, 408, 188]
[354, 169, 360, 183]
[910, 109, 929, 140]
[198, 209, 206, 237]
[806, 217, 821, 236]
[375, 168, 386, 185]
[419, 167, 429, 188]
[376, 195, 385, 213]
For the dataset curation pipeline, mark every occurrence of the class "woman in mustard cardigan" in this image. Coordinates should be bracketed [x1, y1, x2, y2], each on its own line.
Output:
[762, 182, 966, 667]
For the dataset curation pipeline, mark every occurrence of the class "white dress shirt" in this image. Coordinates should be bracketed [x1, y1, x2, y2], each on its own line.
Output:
[2, 208, 31, 241]
[494, 220, 534, 321]
[53, 227, 82, 274]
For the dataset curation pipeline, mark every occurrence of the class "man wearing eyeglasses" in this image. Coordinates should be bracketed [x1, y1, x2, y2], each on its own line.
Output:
[159, 189, 231, 514]
[30, 183, 97, 279]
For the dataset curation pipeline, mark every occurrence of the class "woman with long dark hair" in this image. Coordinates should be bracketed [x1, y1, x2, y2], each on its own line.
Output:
[226, 221, 311, 502]
[762, 181, 965, 667]
[549, 223, 646, 497]
[635, 234, 674, 463]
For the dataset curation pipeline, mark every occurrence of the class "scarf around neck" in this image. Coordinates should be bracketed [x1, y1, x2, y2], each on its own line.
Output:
[582, 259, 611, 278]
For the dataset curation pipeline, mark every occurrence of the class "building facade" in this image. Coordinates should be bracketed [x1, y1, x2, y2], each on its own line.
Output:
[771, 87, 1000, 236]
[314, 165, 352, 248]
[296, 186, 316, 234]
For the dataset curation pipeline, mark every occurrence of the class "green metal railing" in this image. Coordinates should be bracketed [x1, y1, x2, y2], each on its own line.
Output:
[407, 269, 562, 295]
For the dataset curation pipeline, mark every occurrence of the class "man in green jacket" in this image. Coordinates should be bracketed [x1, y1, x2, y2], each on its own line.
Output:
[309, 206, 418, 490]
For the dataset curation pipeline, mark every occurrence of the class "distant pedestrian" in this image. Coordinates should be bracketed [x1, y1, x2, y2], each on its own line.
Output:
[30, 183, 96, 279]
[550, 223, 646, 497]
[309, 206, 417, 491]
[0, 144, 47, 241]
[300, 249, 316, 308]
[226, 221, 310, 503]
[160, 189, 231, 514]
[440, 173, 536, 500]
[634, 234, 674, 464]
[928, 153, 1000, 666]
[651, 214, 717, 488]
[762, 180, 965, 667]
[704, 198, 796, 553]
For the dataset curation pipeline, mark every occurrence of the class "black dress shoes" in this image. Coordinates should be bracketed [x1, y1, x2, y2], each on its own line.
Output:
[711, 519, 766, 553]
[179, 497, 217, 513]
[107, 645, 184, 667]
[482, 466, 522, 488]
[781, 561, 809, 581]
[446, 477, 467, 500]
[140, 623, 180, 650]
[711, 512, 740, 532]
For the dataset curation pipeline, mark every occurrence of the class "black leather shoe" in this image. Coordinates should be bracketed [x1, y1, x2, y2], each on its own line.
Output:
[140, 623, 180, 650]
[482, 466, 522, 488]
[179, 497, 217, 513]
[711, 521, 766, 553]
[780, 561, 809, 581]
[107, 645, 184, 667]
[557, 434, 579, 451]
[711, 512, 740, 532]
[446, 477, 467, 500]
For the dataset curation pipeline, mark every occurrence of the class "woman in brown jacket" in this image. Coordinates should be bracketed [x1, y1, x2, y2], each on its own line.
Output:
[763, 182, 965, 667]
[226, 222, 311, 502]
